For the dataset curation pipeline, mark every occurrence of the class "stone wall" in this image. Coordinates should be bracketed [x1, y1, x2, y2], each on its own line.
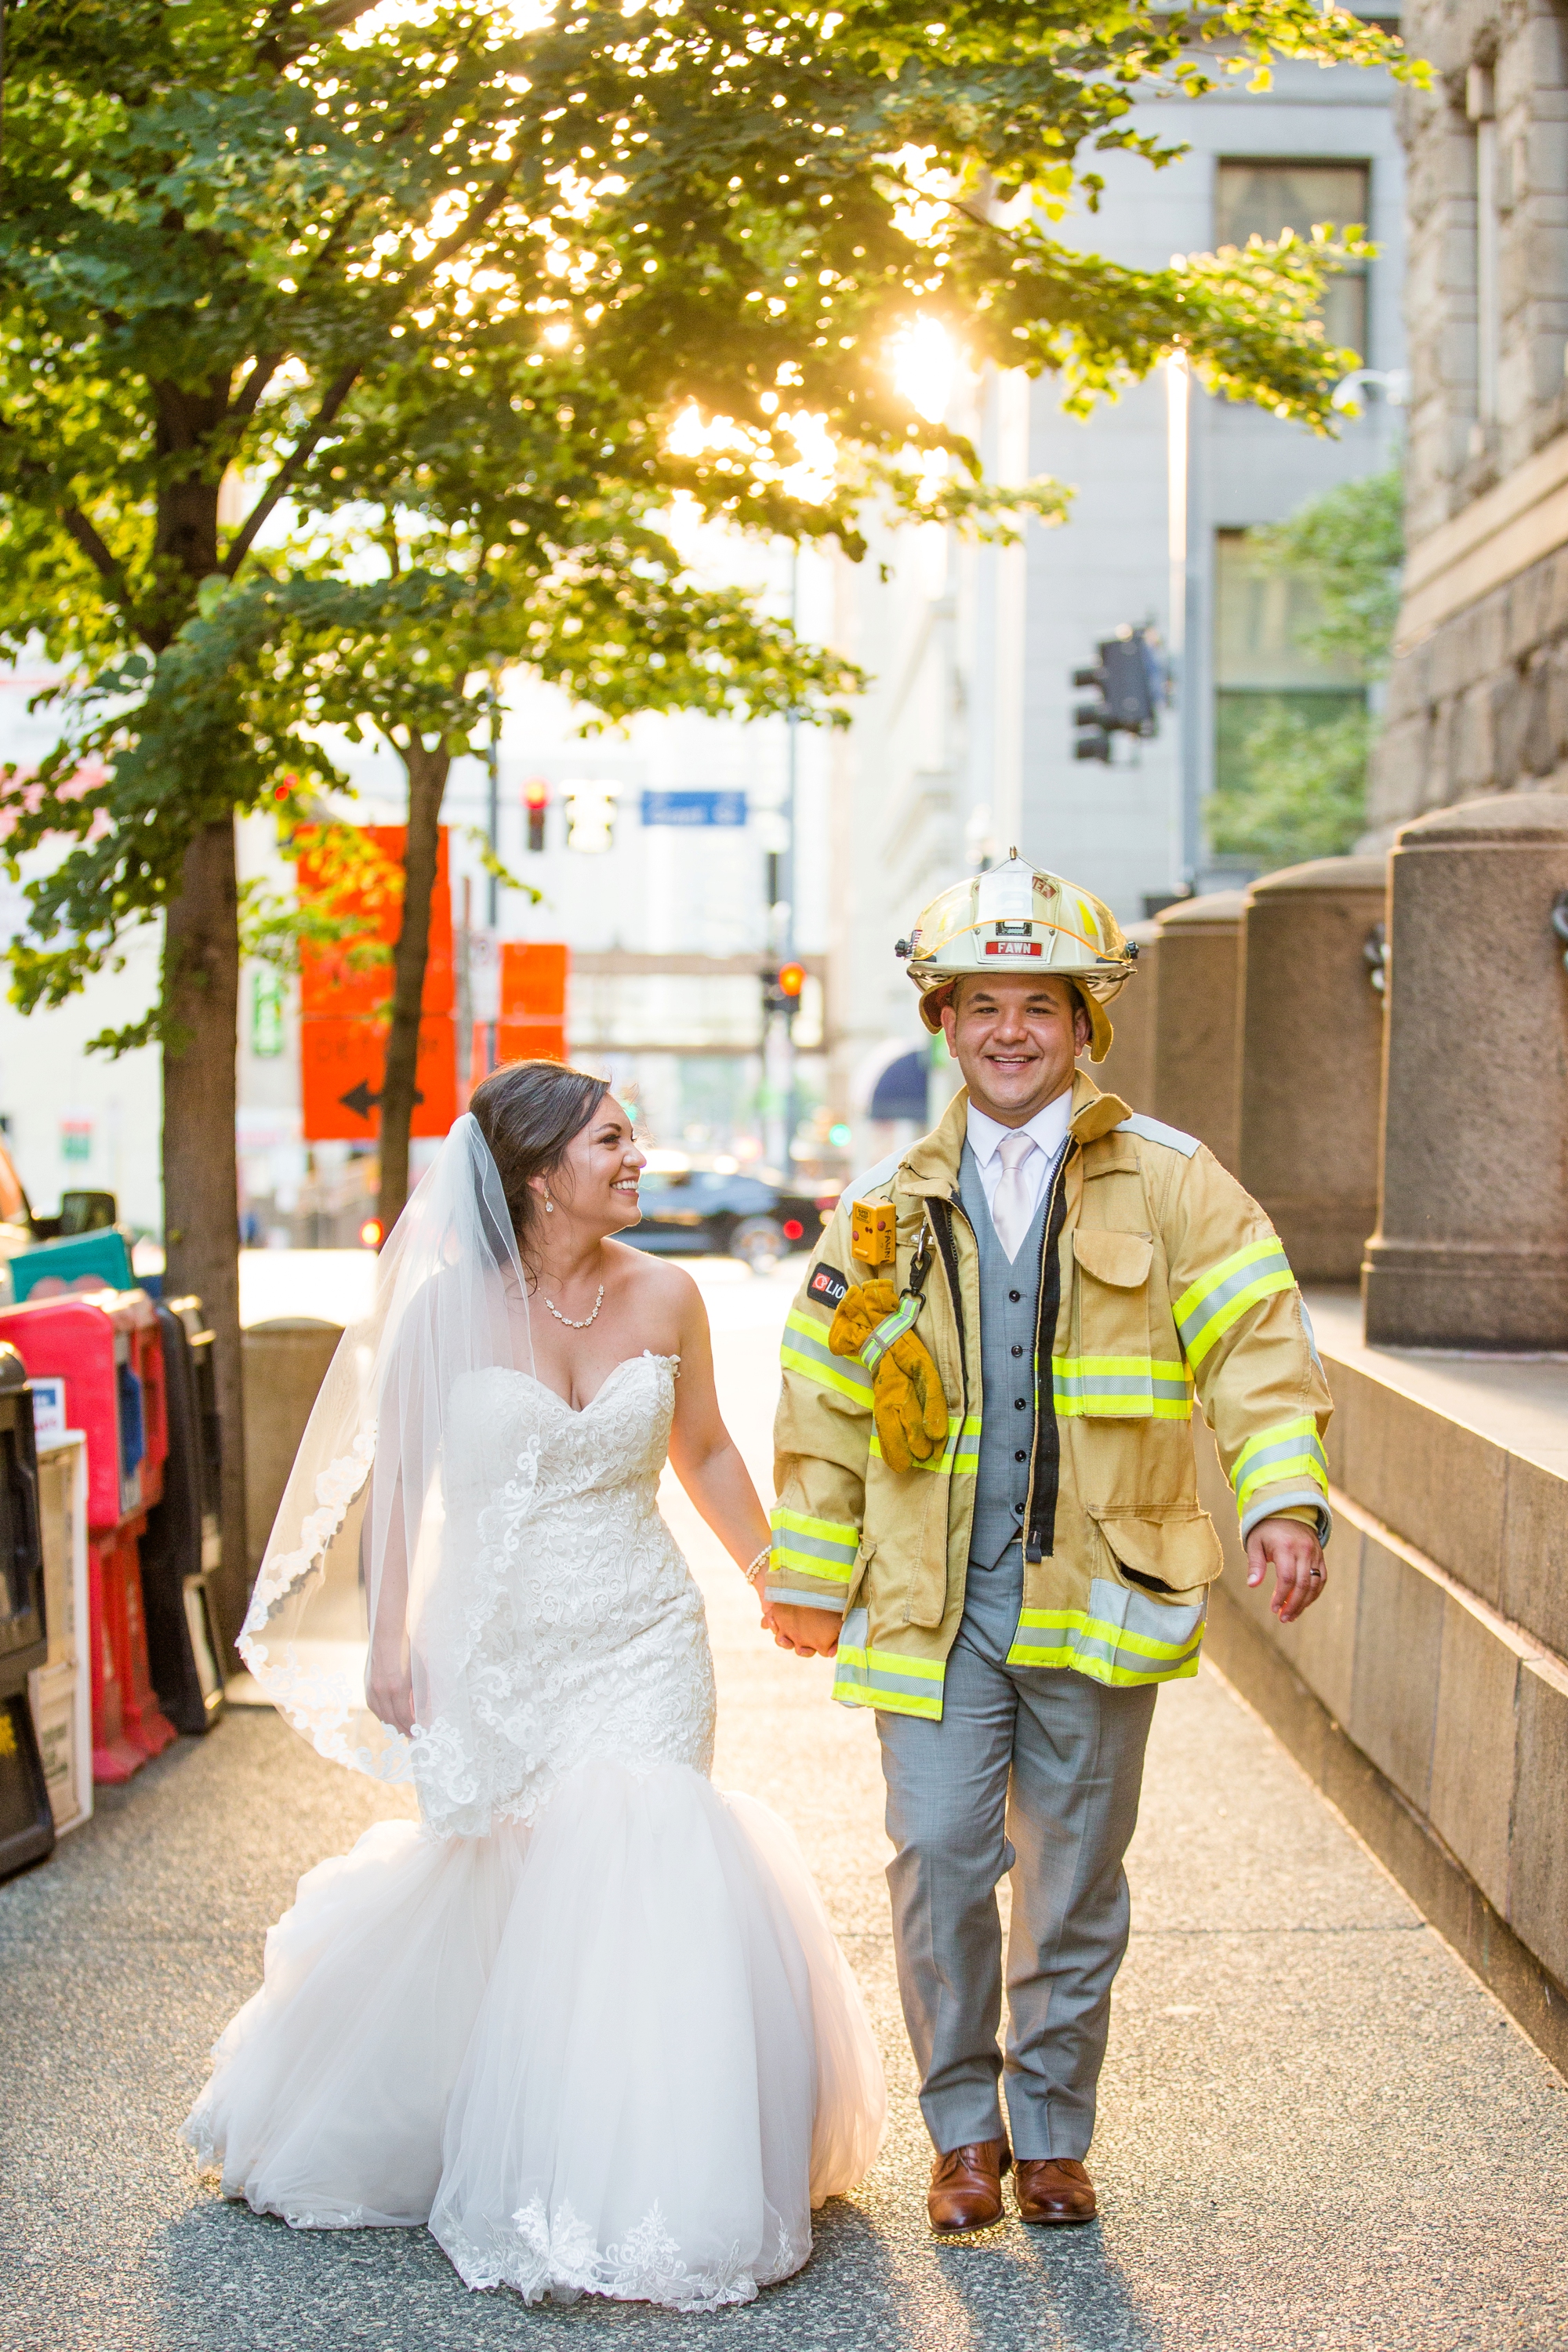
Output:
[1399, 0, 1568, 541]
[1374, 532, 1568, 828]
[1377, 0, 1568, 828]
[1197, 1311, 1568, 2076]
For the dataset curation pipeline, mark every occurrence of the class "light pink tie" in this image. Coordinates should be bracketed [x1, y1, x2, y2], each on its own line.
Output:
[990, 1131, 1037, 1262]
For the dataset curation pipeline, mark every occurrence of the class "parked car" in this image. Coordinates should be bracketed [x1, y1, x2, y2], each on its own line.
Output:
[625, 1156, 840, 1272]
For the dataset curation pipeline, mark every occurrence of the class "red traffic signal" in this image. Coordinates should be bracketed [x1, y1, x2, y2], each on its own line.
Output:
[523, 776, 550, 854]
[777, 961, 805, 1000]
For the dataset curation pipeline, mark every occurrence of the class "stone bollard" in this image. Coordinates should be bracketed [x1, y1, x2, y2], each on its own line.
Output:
[1151, 891, 1247, 1172]
[241, 1316, 344, 1580]
[1088, 919, 1159, 1110]
[1238, 855, 1388, 1281]
[1363, 792, 1568, 1348]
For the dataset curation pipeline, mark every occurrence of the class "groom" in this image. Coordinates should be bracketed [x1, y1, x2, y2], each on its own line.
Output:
[768, 856, 1331, 2233]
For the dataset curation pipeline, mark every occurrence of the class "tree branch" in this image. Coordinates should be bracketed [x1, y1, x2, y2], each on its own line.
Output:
[223, 159, 521, 579]
[223, 361, 361, 575]
[60, 506, 125, 590]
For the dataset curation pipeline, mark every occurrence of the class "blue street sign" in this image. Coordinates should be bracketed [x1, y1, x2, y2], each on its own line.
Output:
[640, 789, 748, 829]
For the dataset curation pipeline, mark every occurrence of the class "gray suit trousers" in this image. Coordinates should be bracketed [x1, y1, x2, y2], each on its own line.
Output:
[877, 1544, 1156, 2160]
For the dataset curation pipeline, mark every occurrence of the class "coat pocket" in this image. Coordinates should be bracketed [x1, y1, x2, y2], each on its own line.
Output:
[1062, 1229, 1162, 1418]
[1090, 1504, 1225, 1598]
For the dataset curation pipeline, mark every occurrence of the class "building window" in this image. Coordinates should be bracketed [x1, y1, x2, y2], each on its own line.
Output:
[1215, 159, 1371, 358]
[1210, 530, 1368, 865]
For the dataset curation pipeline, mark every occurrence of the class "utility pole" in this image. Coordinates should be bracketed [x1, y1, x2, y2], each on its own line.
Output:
[762, 550, 800, 1172]
[1165, 351, 1200, 889]
[485, 662, 502, 930]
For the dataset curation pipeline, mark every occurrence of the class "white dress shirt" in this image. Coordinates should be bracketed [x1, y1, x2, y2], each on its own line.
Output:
[966, 1093, 1073, 1232]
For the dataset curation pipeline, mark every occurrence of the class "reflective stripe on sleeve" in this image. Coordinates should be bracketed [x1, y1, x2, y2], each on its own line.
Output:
[766, 1505, 860, 1607]
[1007, 1579, 1206, 1686]
[1173, 1237, 1295, 1366]
[1052, 1355, 1194, 1421]
[780, 1308, 873, 1405]
[1230, 1417, 1329, 1514]
[831, 1609, 945, 1719]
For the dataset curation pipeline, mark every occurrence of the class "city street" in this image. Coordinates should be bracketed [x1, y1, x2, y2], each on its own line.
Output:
[3, 1263, 1566, 2352]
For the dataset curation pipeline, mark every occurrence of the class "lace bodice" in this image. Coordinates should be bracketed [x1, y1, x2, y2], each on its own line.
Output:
[410, 1352, 717, 1837]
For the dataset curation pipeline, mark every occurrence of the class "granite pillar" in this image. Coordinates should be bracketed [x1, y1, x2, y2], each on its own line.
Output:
[1087, 919, 1158, 1110]
[1238, 855, 1388, 1280]
[1363, 793, 1568, 1348]
[1152, 891, 1247, 1172]
[241, 1316, 344, 1577]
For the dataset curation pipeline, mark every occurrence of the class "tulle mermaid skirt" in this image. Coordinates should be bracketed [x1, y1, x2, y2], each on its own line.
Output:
[181, 1761, 886, 2310]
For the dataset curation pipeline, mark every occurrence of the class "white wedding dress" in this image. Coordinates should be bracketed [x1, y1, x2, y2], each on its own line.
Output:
[183, 1352, 885, 2310]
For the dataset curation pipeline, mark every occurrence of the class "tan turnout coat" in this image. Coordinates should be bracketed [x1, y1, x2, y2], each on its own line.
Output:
[768, 1075, 1332, 1720]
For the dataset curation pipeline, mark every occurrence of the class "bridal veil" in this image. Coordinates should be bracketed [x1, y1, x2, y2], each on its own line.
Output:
[239, 1113, 535, 1784]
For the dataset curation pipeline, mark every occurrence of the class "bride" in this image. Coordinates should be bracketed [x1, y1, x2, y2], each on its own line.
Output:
[183, 1060, 885, 2310]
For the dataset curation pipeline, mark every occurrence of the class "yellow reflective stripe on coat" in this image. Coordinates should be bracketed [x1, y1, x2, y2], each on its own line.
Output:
[780, 1308, 873, 1405]
[1007, 1579, 1206, 1686]
[1052, 1355, 1194, 1420]
[767, 1505, 860, 1606]
[832, 1610, 945, 1718]
[869, 1413, 982, 1475]
[1230, 1417, 1329, 1512]
[1173, 1237, 1295, 1367]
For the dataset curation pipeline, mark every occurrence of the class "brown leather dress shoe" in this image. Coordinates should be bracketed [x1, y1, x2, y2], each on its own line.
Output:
[1014, 2157, 1097, 2224]
[927, 2138, 1011, 2234]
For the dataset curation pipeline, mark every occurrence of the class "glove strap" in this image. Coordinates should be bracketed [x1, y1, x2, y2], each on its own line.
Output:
[858, 1291, 923, 1374]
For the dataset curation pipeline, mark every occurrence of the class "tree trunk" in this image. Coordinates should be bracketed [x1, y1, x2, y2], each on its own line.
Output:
[162, 817, 248, 1657]
[377, 738, 451, 1232]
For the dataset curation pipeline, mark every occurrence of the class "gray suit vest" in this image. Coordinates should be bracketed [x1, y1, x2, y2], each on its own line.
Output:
[958, 1141, 1054, 1570]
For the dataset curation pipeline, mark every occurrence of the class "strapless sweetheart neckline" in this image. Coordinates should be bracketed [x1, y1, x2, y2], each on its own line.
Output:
[514, 1349, 680, 1417]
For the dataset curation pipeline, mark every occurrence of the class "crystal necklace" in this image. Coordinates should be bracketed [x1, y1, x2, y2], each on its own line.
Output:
[540, 1282, 605, 1330]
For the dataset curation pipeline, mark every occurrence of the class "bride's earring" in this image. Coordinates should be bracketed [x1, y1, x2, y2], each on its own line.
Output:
[543, 1190, 555, 1214]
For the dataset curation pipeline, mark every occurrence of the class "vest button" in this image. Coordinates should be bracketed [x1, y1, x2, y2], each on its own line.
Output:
[1008, 1290, 1022, 1302]
[1011, 1344, 1023, 1358]
[1014, 1450, 1027, 1462]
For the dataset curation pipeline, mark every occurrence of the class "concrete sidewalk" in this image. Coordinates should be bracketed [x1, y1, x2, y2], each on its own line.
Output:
[3, 1277, 1566, 2350]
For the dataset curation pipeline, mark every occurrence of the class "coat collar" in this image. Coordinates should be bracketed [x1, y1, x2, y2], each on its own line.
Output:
[897, 1070, 1131, 1200]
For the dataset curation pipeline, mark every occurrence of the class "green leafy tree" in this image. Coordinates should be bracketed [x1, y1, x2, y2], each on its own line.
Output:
[1250, 463, 1404, 676]
[254, 503, 858, 1226]
[0, 0, 1417, 1623]
[1209, 466, 1405, 867]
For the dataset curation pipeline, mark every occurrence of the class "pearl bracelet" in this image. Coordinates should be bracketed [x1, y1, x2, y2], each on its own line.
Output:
[742, 1544, 771, 1585]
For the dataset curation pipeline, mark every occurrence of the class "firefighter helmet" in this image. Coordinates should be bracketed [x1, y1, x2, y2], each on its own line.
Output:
[898, 851, 1135, 1063]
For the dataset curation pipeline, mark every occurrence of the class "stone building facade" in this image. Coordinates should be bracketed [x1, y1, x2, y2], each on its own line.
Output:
[1376, 0, 1568, 827]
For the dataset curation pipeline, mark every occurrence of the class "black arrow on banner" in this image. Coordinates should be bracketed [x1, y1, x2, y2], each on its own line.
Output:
[339, 1077, 426, 1123]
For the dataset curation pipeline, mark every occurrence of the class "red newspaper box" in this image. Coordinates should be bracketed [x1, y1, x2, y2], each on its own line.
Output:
[0, 1291, 175, 1781]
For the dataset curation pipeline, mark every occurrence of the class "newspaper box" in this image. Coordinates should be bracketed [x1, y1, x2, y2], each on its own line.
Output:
[140, 1298, 225, 1735]
[0, 1345, 54, 1878]
[0, 1290, 174, 1783]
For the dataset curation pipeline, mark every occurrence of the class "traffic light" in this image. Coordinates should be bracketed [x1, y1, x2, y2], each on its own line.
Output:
[523, 776, 549, 854]
[1073, 626, 1163, 762]
[762, 960, 806, 1020]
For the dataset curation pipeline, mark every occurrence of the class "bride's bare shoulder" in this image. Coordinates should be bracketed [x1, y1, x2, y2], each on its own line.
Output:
[604, 1240, 702, 1318]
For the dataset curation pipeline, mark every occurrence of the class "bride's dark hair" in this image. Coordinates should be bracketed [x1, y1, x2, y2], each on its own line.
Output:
[469, 1060, 610, 1264]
